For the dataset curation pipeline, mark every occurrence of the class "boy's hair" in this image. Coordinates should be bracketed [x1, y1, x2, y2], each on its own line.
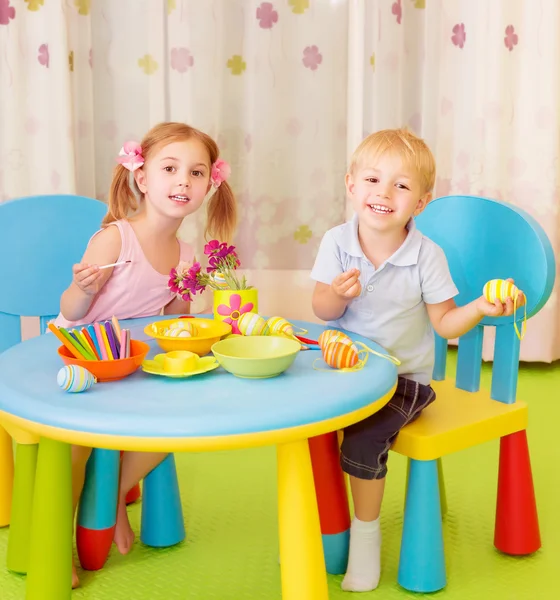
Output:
[104, 122, 237, 241]
[349, 128, 436, 193]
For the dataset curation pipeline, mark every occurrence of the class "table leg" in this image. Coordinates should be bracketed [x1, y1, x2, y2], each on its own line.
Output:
[277, 439, 328, 600]
[0, 423, 14, 527]
[26, 438, 72, 600]
[7, 443, 38, 573]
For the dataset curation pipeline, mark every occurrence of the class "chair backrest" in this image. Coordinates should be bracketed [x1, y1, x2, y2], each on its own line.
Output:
[415, 195, 556, 404]
[0, 195, 107, 353]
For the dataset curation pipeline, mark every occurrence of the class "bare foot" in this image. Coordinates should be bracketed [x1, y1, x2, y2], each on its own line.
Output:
[113, 496, 135, 555]
[72, 560, 80, 589]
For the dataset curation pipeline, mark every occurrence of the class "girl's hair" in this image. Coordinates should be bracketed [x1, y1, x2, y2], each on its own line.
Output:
[349, 128, 436, 193]
[103, 122, 237, 241]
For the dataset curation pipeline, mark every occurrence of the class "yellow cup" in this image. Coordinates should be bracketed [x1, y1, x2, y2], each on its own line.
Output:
[162, 351, 198, 374]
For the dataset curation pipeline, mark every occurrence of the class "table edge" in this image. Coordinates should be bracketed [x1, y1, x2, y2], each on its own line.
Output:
[0, 382, 396, 452]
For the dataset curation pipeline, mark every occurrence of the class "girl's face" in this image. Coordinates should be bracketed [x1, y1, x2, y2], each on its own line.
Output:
[134, 139, 212, 222]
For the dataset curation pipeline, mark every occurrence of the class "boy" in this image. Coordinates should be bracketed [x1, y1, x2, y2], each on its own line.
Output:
[311, 129, 522, 592]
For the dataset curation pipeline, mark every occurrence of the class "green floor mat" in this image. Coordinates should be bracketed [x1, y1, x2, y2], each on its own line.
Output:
[1, 352, 558, 599]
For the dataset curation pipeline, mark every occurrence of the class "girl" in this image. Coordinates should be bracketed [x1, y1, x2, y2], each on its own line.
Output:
[55, 121, 236, 587]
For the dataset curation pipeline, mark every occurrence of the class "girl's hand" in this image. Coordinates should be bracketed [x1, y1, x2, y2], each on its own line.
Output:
[331, 269, 362, 300]
[72, 262, 103, 296]
[475, 278, 525, 318]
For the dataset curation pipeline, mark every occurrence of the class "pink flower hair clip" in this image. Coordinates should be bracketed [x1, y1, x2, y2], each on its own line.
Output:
[117, 141, 145, 172]
[210, 159, 231, 188]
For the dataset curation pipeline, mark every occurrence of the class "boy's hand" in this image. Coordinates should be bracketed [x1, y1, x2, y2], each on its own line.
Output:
[72, 262, 103, 296]
[331, 269, 362, 300]
[475, 278, 525, 318]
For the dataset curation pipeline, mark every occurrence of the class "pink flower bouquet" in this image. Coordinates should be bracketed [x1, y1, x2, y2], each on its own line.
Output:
[168, 240, 251, 302]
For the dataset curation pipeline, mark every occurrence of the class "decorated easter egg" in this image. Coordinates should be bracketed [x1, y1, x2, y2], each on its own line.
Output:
[57, 365, 96, 393]
[169, 320, 197, 334]
[212, 272, 229, 289]
[166, 328, 194, 338]
[483, 279, 520, 303]
[318, 329, 354, 351]
[238, 312, 270, 336]
[266, 316, 295, 337]
[323, 341, 360, 370]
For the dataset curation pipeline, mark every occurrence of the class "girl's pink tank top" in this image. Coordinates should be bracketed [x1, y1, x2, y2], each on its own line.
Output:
[54, 219, 194, 328]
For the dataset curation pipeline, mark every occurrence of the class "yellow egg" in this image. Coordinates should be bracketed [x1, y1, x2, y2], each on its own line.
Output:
[168, 320, 197, 335]
[483, 279, 520, 303]
[238, 312, 270, 336]
[323, 340, 360, 370]
[266, 316, 295, 337]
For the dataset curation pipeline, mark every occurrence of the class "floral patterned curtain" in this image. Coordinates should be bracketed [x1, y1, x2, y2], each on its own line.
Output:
[1, 0, 558, 360]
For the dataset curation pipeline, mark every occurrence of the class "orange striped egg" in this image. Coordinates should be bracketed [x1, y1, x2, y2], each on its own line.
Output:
[323, 341, 360, 369]
[238, 312, 270, 336]
[267, 316, 294, 337]
[483, 279, 520, 303]
[318, 329, 353, 351]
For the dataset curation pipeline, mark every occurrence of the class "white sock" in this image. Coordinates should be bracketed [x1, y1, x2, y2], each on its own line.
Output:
[341, 517, 381, 592]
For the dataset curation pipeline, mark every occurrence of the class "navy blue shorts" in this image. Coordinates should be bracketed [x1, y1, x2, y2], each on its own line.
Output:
[340, 377, 436, 480]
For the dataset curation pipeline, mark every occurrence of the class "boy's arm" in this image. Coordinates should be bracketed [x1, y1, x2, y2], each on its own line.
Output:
[312, 272, 359, 322]
[427, 291, 521, 340]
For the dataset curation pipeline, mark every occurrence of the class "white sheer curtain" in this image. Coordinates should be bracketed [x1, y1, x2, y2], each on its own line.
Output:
[1, 0, 558, 360]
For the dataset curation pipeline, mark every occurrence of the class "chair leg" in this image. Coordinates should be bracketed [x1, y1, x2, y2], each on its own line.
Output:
[494, 430, 541, 555]
[140, 454, 185, 547]
[437, 457, 447, 518]
[308, 432, 351, 575]
[405, 457, 447, 518]
[6, 442, 38, 573]
[0, 423, 14, 527]
[398, 459, 446, 592]
[76, 449, 120, 570]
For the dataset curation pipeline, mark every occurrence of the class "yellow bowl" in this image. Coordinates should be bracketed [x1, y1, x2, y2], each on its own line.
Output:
[211, 335, 301, 379]
[144, 318, 232, 356]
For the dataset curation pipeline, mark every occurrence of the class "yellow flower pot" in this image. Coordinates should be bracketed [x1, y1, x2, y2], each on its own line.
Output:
[213, 289, 259, 335]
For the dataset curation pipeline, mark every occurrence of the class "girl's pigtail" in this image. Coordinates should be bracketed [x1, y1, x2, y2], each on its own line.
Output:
[102, 164, 138, 226]
[206, 180, 237, 242]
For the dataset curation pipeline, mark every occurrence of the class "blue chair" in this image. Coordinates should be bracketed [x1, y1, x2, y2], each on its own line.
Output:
[393, 195, 554, 591]
[0, 194, 107, 573]
[0, 195, 184, 576]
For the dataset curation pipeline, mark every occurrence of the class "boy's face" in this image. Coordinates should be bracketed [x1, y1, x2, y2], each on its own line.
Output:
[346, 152, 431, 235]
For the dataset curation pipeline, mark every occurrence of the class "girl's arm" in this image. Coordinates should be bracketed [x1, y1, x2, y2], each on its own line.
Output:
[163, 296, 191, 316]
[60, 226, 122, 322]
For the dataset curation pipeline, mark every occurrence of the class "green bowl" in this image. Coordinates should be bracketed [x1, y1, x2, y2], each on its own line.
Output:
[211, 336, 301, 379]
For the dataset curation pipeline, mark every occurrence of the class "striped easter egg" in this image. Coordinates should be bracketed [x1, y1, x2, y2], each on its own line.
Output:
[165, 328, 194, 338]
[212, 272, 229, 289]
[57, 365, 96, 393]
[168, 320, 197, 334]
[266, 316, 294, 337]
[483, 279, 520, 304]
[318, 329, 353, 351]
[238, 312, 270, 336]
[323, 341, 360, 370]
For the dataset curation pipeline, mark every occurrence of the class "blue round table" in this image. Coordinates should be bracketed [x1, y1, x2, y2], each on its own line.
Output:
[0, 316, 397, 600]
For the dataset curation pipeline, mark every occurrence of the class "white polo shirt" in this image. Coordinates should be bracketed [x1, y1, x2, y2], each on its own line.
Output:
[310, 214, 458, 385]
